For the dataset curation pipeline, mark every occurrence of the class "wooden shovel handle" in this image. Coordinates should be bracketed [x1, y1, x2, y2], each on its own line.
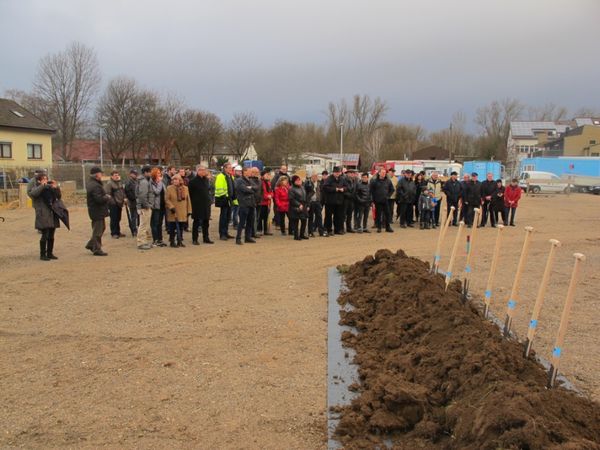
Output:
[551, 253, 586, 367]
[506, 226, 534, 318]
[526, 239, 561, 341]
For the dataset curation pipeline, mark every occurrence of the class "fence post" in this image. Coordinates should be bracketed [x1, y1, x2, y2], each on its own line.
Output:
[82, 163, 86, 191]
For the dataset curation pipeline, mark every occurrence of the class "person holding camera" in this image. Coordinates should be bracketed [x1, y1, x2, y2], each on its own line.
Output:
[28, 172, 62, 260]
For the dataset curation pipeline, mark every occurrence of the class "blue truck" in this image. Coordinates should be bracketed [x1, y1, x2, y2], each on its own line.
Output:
[462, 161, 504, 180]
[519, 157, 600, 191]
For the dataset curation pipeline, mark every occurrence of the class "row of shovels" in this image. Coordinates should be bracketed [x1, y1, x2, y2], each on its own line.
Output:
[430, 206, 586, 388]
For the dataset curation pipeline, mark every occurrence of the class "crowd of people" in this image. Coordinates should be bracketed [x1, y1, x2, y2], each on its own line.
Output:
[26, 163, 523, 258]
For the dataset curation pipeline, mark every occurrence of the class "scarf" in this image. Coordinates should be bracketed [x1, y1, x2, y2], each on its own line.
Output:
[176, 185, 186, 202]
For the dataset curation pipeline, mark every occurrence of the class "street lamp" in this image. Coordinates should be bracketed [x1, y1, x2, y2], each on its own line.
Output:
[99, 126, 104, 169]
[339, 122, 344, 169]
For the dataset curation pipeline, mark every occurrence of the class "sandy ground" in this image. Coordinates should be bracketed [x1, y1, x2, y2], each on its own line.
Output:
[1, 193, 599, 449]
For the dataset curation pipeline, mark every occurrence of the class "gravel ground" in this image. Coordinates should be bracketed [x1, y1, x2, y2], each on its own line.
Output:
[1, 192, 598, 448]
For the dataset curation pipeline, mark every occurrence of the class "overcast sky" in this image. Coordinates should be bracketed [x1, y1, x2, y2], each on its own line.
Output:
[1, 0, 598, 131]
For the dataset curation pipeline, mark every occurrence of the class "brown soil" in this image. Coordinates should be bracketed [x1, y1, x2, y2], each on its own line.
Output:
[335, 249, 600, 449]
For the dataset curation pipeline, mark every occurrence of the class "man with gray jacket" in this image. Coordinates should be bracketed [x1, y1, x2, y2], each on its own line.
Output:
[135, 166, 154, 250]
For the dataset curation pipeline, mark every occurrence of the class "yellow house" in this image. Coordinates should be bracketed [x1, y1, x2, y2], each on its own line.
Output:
[0, 98, 54, 176]
[540, 125, 600, 157]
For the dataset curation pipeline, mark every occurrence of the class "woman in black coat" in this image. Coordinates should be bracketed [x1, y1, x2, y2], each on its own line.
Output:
[188, 166, 213, 245]
[413, 172, 428, 222]
[28, 173, 61, 260]
[491, 179, 506, 227]
[288, 175, 309, 241]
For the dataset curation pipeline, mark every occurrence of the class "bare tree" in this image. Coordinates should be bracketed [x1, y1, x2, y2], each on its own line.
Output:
[475, 98, 524, 160]
[573, 107, 599, 117]
[351, 94, 388, 152]
[526, 103, 569, 121]
[33, 42, 101, 161]
[96, 77, 159, 164]
[260, 120, 299, 165]
[226, 112, 261, 161]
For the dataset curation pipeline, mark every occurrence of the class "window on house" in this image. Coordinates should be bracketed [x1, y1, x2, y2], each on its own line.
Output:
[590, 140, 597, 145]
[27, 143, 42, 159]
[0, 142, 12, 158]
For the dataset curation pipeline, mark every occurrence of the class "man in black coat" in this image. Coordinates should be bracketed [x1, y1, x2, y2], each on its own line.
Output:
[463, 172, 482, 228]
[85, 166, 110, 256]
[123, 169, 139, 237]
[369, 167, 394, 232]
[459, 173, 470, 222]
[479, 172, 498, 227]
[188, 165, 214, 245]
[343, 170, 357, 233]
[396, 169, 417, 228]
[233, 166, 259, 245]
[443, 171, 461, 226]
[322, 166, 347, 235]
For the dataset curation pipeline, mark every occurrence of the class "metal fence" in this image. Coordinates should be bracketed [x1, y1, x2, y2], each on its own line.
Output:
[0, 163, 136, 204]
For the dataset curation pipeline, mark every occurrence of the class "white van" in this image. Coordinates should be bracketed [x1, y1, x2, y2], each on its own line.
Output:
[519, 171, 569, 194]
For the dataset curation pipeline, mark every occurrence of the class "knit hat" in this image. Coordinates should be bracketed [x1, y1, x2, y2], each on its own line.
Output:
[90, 166, 103, 175]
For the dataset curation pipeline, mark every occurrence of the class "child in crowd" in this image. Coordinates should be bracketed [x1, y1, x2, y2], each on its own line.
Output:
[418, 188, 434, 229]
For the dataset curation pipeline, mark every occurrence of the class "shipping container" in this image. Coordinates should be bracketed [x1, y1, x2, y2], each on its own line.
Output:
[462, 161, 503, 180]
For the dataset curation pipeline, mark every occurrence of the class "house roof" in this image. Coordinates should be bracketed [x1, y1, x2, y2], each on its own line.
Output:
[509, 121, 570, 138]
[412, 145, 449, 160]
[0, 98, 55, 133]
[326, 153, 360, 166]
[574, 117, 600, 127]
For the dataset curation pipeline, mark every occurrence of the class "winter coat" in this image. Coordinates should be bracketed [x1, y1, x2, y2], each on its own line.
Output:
[343, 176, 357, 199]
[304, 179, 319, 203]
[86, 177, 109, 221]
[105, 179, 125, 207]
[354, 181, 372, 205]
[188, 175, 212, 220]
[288, 185, 309, 219]
[165, 185, 192, 222]
[443, 178, 462, 203]
[504, 185, 522, 208]
[250, 176, 262, 206]
[463, 181, 482, 206]
[136, 176, 155, 210]
[481, 179, 498, 200]
[396, 176, 417, 204]
[28, 182, 61, 229]
[234, 176, 257, 208]
[124, 177, 138, 209]
[260, 179, 273, 206]
[389, 175, 398, 200]
[323, 175, 347, 206]
[427, 178, 443, 200]
[274, 186, 290, 212]
[491, 185, 505, 210]
[418, 193, 434, 213]
[369, 175, 394, 203]
[415, 179, 427, 202]
[150, 181, 163, 210]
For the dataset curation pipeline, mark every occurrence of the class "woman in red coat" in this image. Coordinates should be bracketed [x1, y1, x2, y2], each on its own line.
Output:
[274, 176, 290, 235]
[503, 178, 522, 226]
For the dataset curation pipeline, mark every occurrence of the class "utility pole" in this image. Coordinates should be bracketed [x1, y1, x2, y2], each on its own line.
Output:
[339, 122, 344, 169]
[99, 127, 104, 168]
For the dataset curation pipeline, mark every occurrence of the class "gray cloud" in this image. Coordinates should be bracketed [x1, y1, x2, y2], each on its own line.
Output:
[1, 0, 599, 130]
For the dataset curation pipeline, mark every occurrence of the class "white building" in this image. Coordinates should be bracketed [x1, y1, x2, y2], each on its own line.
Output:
[292, 152, 341, 174]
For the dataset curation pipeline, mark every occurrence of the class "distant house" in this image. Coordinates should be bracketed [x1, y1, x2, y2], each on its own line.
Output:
[0, 98, 55, 174]
[538, 125, 600, 157]
[207, 144, 258, 167]
[292, 152, 341, 174]
[507, 118, 600, 174]
[412, 145, 450, 160]
[56, 139, 166, 166]
[326, 153, 361, 169]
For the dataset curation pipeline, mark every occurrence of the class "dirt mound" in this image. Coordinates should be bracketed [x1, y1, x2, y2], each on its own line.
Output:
[334, 249, 600, 449]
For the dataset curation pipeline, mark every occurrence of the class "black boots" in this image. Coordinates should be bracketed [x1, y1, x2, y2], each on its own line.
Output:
[46, 239, 58, 259]
[40, 240, 50, 261]
[40, 239, 57, 261]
